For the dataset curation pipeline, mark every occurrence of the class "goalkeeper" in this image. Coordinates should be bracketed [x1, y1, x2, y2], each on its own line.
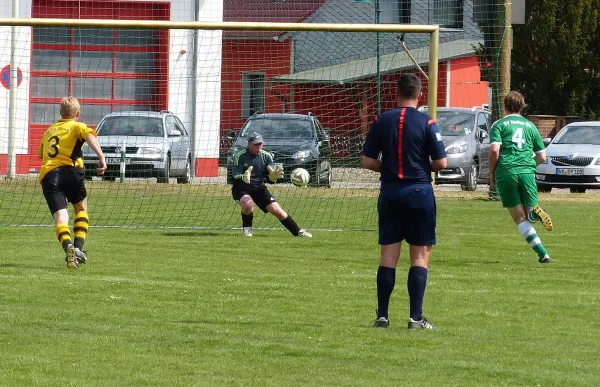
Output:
[230, 132, 312, 238]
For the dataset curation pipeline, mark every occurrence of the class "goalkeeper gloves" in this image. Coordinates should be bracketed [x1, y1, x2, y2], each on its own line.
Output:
[267, 164, 284, 182]
[242, 166, 253, 184]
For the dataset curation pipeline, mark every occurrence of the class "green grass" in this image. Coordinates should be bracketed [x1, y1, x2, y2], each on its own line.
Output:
[1, 197, 600, 386]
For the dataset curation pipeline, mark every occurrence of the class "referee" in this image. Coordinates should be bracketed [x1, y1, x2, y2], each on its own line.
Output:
[362, 74, 447, 329]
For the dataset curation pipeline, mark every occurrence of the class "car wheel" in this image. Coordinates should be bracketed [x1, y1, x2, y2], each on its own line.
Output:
[538, 186, 552, 193]
[157, 156, 170, 183]
[177, 157, 192, 184]
[570, 187, 586, 193]
[460, 163, 478, 191]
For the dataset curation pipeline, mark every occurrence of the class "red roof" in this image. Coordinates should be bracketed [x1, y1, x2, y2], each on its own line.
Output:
[223, 0, 325, 37]
[224, 0, 326, 23]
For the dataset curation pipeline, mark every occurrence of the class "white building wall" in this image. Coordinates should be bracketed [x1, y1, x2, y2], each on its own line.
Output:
[0, 0, 32, 155]
[170, 0, 223, 161]
[0, 0, 223, 171]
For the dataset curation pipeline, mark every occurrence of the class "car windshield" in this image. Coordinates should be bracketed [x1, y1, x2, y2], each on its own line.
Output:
[241, 118, 314, 140]
[553, 126, 600, 145]
[436, 112, 475, 136]
[97, 116, 164, 137]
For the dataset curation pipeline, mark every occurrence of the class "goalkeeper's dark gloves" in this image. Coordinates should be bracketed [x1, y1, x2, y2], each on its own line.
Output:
[267, 164, 284, 182]
[242, 166, 253, 184]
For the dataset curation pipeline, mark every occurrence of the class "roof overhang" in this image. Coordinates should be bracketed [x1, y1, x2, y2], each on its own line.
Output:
[271, 39, 482, 85]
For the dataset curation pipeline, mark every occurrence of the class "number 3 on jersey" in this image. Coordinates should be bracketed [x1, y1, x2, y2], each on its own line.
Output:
[511, 127, 525, 149]
[47, 135, 60, 158]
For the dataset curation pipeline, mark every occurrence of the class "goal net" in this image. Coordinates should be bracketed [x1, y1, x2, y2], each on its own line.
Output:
[0, 1, 496, 231]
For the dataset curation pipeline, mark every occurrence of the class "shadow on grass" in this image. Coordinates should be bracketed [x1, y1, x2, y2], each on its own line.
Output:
[163, 231, 223, 237]
[0, 263, 21, 268]
[176, 319, 323, 328]
[473, 197, 500, 202]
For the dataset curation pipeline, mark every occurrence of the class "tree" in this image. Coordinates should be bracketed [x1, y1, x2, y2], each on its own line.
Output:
[511, 0, 600, 118]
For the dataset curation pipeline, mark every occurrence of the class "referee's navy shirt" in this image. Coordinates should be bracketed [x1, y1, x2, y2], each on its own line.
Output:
[363, 106, 447, 191]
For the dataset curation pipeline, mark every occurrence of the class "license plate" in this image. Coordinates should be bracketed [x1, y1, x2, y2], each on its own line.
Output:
[107, 157, 131, 164]
[556, 168, 583, 176]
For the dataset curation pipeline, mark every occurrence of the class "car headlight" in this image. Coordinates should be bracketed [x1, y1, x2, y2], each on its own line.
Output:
[535, 174, 546, 181]
[137, 147, 163, 155]
[292, 150, 311, 159]
[595, 158, 600, 165]
[445, 142, 468, 154]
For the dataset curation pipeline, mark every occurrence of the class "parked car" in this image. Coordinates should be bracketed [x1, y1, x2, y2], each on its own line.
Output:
[419, 106, 492, 191]
[83, 111, 192, 183]
[226, 112, 333, 187]
[535, 122, 600, 193]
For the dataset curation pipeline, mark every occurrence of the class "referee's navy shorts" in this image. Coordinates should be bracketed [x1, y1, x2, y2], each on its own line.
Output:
[41, 166, 87, 215]
[377, 183, 436, 246]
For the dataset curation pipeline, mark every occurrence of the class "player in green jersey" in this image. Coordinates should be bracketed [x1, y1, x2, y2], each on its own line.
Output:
[489, 91, 552, 263]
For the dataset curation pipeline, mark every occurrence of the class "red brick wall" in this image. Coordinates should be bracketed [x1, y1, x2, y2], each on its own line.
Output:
[527, 115, 584, 138]
[220, 39, 292, 135]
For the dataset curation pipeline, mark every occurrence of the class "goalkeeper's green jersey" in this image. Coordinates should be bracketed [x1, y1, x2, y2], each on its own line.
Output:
[489, 114, 545, 178]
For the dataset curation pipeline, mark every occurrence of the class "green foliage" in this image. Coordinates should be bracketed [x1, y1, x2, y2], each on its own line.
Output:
[512, 0, 600, 117]
[1, 197, 600, 385]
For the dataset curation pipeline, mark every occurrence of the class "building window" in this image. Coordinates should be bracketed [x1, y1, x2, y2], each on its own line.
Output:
[433, 0, 463, 29]
[399, 0, 411, 24]
[31, 27, 166, 126]
[242, 72, 265, 118]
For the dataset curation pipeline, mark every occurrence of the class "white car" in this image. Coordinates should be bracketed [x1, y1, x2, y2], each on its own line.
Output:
[535, 122, 600, 193]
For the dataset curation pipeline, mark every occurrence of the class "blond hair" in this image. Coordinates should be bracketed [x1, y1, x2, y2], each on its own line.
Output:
[60, 96, 80, 119]
[504, 91, 526, 114]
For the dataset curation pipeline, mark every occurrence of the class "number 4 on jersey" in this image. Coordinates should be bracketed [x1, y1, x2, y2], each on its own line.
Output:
[512, 127, 525, 149]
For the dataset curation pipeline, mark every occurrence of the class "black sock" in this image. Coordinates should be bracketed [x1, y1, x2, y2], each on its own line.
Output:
[74, 237, 84, 250]
[242, 212, 253, 228]
[61, 240, 72, 252]
[280, 215, 300, 236]
[407, 266, 428, 321]
[376, 266, 396, 319]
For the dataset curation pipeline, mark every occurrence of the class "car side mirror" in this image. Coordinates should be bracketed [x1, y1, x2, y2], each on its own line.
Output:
[320, 128, 331, 141]
[543, 138, 552, 147]
[169, 129, 182, 137]
[478, 130, 489, 140]
[226, 131, 237, 140]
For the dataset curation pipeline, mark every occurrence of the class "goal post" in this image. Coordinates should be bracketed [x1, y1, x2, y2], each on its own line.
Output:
[0, 17, 445, 230]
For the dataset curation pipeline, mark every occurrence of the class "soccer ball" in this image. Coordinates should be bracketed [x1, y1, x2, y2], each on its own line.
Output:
[291, 168, 310, 187]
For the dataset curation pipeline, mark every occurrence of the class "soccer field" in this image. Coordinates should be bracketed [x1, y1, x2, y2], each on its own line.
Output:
[1, 196, 600, 386]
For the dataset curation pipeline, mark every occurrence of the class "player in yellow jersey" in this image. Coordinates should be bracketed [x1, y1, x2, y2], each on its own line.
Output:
[38, 97, 106, 268]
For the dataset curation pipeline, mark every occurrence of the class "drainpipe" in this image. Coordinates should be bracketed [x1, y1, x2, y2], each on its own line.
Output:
[189, 0, 200, 177]
[269, 80, 288, 113]
[8, 0, 19, 178]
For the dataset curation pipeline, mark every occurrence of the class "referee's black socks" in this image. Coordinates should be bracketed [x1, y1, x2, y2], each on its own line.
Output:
[407, 266, 428, 321]
[377, 266, 396, 319]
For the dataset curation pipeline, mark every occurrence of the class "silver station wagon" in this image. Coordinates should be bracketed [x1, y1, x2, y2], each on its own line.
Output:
[83, 111, 192, 184]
